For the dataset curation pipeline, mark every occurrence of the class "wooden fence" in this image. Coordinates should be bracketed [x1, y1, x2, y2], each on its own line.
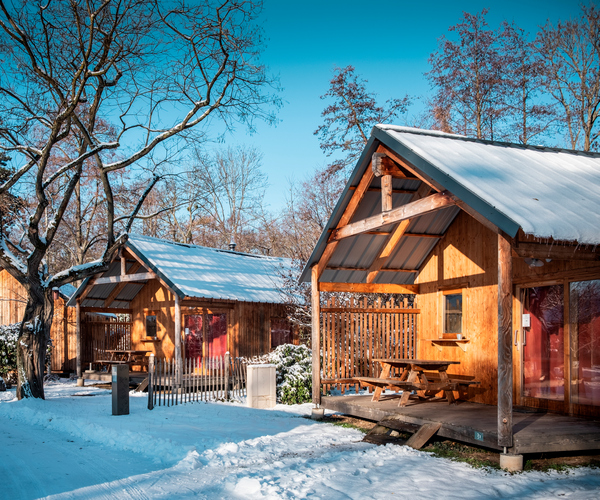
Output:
[321, 297, 419, 393]
[147, 354, 248, 409]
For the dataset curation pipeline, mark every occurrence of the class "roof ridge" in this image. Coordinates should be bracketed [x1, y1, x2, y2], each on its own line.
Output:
[376, 125, 600, 158]
[127, 233, 287, 261]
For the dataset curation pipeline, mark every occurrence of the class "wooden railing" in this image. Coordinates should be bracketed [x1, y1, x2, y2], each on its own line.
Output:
[321, 297, 419, 393]
[147, 354, 248, 409]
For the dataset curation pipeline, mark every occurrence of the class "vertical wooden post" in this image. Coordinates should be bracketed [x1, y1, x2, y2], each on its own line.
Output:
[120, 248, 126, 276]
[174, 294, 182, 389]
[311, 265, 321, 405]
[225, 351, 230, 400]
[498, 233, 513, 448]
[381, 174, 393, 212]
[76, 299, 83, 386]
[148, 353, 154, 410]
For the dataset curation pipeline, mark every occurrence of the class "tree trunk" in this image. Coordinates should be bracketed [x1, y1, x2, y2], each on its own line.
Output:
[16, 290, 54, 400]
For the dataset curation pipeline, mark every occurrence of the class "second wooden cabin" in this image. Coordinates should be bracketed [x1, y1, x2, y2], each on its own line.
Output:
[68, 234, 295, 377]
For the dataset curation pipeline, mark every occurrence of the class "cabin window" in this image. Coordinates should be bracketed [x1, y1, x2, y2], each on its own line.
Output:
[145, 314, 157, 338]
[443, 291, 463, 334]
[271, 318, 292, 348]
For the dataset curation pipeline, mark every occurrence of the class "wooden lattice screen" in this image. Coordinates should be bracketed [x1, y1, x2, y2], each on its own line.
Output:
[321, 297, 420, 393]
[81, 315, 132, 366]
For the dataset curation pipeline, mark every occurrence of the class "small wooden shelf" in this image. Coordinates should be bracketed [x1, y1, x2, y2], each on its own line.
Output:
[424, 338, 470, 352]
[141, 337, 160, 342]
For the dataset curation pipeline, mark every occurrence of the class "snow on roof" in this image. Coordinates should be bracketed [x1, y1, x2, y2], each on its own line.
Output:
[378, 125, 600, 245]
[126, 234, 290, 304]
[58, 283, 77, 299]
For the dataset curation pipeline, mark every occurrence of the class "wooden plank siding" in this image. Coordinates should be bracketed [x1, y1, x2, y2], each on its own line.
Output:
[415, 210, 600, 417]
[128, 278, 288, 362]
[0, 268, 27, 325]
[1, 269, 76, 373]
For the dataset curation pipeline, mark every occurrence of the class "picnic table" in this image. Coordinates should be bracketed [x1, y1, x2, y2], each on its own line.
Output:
[355, 358, 476, 407]
[95, 349, 150, 371]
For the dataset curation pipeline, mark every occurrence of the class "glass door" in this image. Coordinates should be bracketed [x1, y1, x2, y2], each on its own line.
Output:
[522, 285, 565, 401]
[570, 280, 600, 407]
[184, 312, 228, 368]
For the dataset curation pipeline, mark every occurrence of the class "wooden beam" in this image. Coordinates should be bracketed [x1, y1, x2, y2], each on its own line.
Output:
[349, 187, 417, 194]
[381, 174, 393, 212]
[404, 232, 442, 239]
[311, 266, 321, 405]
[326, 266, 418, 273]
[94, 272, 155, 285]
[103, 261, 142, 308]
[174, 294, 182, 387]
[81, 307, 133, 314]
[498, 233, 513, 448]
[378, 145, 441, 191]
[372, 152, 412, 178]
[316, 162, 375, 280]
[76, 300, 82, 382]
[513, 243, 600, 261]
[318, 282, 419, 294]
[366, 183, 431, 283]
[332, 191, 456, 242]
[78, 276, 97, 302]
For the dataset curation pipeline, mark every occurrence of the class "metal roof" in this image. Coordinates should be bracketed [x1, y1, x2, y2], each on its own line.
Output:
[300, 125, 600, 284]
[69, 235, 291, 307]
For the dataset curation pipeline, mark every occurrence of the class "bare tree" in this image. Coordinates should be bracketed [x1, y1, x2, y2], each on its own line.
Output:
[536, 4, 600, 151]
[315, 65, 411, 178]
[427, 10, 505, 140]
[191, 145, 268, 251]
[0, 0, 278, 399]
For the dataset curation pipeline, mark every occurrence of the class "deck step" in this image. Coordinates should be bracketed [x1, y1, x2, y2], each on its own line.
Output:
[405, 422, 442, 449]
[135, 377, 149, 392]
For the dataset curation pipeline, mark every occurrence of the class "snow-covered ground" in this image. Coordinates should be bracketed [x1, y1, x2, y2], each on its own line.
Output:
[1, 380, 600, 499]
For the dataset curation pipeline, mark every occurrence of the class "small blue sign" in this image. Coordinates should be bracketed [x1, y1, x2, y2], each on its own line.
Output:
[474, 431, 484, 441]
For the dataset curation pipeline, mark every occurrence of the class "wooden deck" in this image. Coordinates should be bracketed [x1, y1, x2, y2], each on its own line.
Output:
[322, 394, 600, 454]
[83, 371, 147, 384]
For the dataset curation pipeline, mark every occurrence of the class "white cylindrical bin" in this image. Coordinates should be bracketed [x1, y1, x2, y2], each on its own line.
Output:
[247, 364, 276, 409]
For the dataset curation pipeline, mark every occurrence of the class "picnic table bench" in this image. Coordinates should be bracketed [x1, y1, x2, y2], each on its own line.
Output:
[356, 358, 478, 407]
[95, 349, 150, 371]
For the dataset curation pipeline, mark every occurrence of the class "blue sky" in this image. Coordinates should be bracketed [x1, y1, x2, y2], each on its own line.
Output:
[223, 0, 585, 212]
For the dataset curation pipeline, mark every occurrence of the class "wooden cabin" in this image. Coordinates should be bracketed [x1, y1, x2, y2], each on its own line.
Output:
[301, 126, 600, 456]
[67, 234, 295, 379]
[0, 267, 76, 373]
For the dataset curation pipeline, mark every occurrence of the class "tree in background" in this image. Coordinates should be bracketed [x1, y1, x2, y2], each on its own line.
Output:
[536, 4, 600, 151]
[427, 10, 504, 140]
[136, 145, 273, 253]
[500, 22, 554, 145]
[315, 66, 411, 178]
[0, 0, 278, 399]
[192, 146, 268, 251]
[0, 153, 23, 235]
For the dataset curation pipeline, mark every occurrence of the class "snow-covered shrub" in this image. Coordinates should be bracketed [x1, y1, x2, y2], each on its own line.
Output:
[267, 344, 312, 405]
[0, 323, 19, 380]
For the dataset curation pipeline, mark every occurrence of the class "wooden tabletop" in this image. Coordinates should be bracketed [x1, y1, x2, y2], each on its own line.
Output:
[105, 349, 150, 354]
[373, 358, 459, 366]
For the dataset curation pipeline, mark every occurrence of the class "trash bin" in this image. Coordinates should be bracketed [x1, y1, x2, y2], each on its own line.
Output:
[246, 364, 276, 409]
[112, 364, 129, 415]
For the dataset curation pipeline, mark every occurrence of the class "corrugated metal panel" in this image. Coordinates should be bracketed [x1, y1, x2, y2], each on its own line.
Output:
[317, 197, 460, 285]
[115, 283, 145, 302]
